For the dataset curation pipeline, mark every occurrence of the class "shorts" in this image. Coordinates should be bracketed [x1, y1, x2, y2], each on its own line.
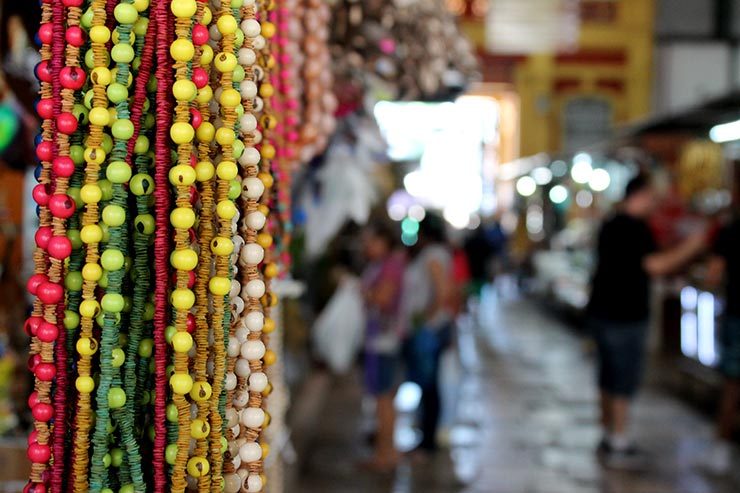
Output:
[591, 318, 648, 397]
[364, 352, 398, 396]
[720, 316, 740, 379]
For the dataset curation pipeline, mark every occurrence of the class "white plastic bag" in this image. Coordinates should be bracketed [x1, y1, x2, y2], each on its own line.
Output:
[312, 276, 366, 374]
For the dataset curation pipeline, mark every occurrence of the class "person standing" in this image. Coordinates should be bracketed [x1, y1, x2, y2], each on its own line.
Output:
[402, 214, 454, 454]
[587, 173, 705, 468]
[360, 222, 406, 471]
[703, 209, 740, 473]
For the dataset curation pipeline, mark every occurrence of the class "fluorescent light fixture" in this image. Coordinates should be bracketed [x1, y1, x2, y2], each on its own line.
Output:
[571, 156, 592, 184]
[516, 176, 537, 197]
[681, 286, 698, 311]
[549, 185, 568, 204]
[697, 291, 717, 366]
[710, 119, 740, 143]
[681, 312, 698, 359]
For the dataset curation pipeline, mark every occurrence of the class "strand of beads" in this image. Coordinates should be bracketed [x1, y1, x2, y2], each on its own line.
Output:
[209, 0, 243, 489]
[68, 1, 111, 491]
[26, 1, 58, 490]
[167, 0, 201, 490]
[105, 1, 151, 491]
[151, 0, 174, 488]
[191, 0, 219, 491]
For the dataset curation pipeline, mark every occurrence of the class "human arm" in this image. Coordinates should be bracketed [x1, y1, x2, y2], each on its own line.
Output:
[425, 257, 452, 320]
[705, 255, 726, 289]
[642, 232, 706, 277]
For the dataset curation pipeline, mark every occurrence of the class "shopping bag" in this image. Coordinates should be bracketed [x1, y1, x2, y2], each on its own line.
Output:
[312, 276, 366, 374]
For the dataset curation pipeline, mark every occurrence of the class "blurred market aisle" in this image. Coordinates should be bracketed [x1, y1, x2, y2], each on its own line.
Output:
[289, 285, 740, 493]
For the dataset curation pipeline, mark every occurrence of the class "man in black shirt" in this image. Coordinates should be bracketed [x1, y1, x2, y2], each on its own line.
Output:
[588, 173, 705, 469]
[704, 215, 740, 472]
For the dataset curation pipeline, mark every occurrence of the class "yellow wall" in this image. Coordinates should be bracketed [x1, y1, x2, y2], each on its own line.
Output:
[464, 0, 655, 157]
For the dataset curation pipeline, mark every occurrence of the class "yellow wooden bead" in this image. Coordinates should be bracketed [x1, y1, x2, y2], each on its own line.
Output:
[219, 88, 241, 108]
[133, 0, 150, 12]
[257, 204, 269, 217]
[171, 332, 193, 353]
[262, 317, 275, 334]
[170, 373, 194, 395]
[260, 144, 276, 160]
[172, 79, 197, 102]
[257, 172, 274, 190]
[170, 207, 196, 229]
[263, 263, 279, 279]
[209, 277, 231, 296]
[256, 233, 273, 249]
[215, 127, 235, 146]
[80, 184, 103, 204]
[190, 419, 210, 439]
[210, 237, 234, 256]
[76, 376, 95, 393]
[190, 381, 213, 402]
[80, 299, 101, 319]
[196, 121, 215, 143]
[259, 82, 274, 98]
[91, 67, 112, 86]
[171, 0, 197, 18]
[170, 122, 194, 144]
[216, 161, 238, 180]
[264, 349, 277, 366]
[84, 146, 106, 165]
[262, 384, 272, 397]
[89, 107, 111, 127]
[76, 338, 98, 359]
[261, 21, 276, 39]
[200, 44, 213, 64]
[214, 52, 237, 73]
[195, 161, 215, 181]
[171, 288, 195, 310]
[196, 85, 213, 104]
[187, 457, 210, 478]
[170, 39, 194, 62]
[170, 248, 198, 271]
[82, 262, 103, 281]
[169, 164, 197, 186]
[217, 15, 237, 35]
[260, 442, 270, 459]
[216, 200, 236, 220]
[80, 224, 104, 244]
[89, 25, 111, 44]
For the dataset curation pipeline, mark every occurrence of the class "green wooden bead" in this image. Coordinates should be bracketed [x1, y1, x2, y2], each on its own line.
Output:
[108, 387, 127, 408]
[111, 348, 126, 368]
[106, 161, 132, 184]
[101, 249, 125, 271]
[107, 83, 128, 104]
[102, 205, 126, 227]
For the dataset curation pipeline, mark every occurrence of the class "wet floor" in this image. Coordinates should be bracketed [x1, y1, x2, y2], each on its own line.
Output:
[290, 286, 740, 493]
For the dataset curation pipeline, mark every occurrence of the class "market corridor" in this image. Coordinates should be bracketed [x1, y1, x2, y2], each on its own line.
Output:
[290, 287, 740, 493]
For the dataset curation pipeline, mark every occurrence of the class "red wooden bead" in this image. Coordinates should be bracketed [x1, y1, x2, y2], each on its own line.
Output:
[36, 322, 58, 343]
[190, 108, 202, 129]
[27, 443, 51, 464]
[26, 273, 48, 296]
[56, 112, 78, 135]
[34, 362, 56, 382]
[189, 186, 199, 205]
[25, 316, 44, 337]
[35, 226, 53, 249]
[192, 24, 209, 46]
[35, 61, 52, 83]
[52, 156, 75, 178]
[37, 99, 54, 119]
[27, 430, 38, 446]
[192, 67, 209, 89]
[35, 141, 54, 162]
[24, 482, 47, 493]
[48, 194, 76, 219]
[38, 24, 53, 45]
[37, 281, 63, 304]
[59, 66, 86, 91]
[47, 236, 72, 260]
[62, 0, 85, 8]
[27, 391, 39, 409]
[186, 312, 196, 333]
[65, 26, 85, 47]
[32, 402, 54, 423]
[27, 354, 41, 372]
[186, 270, 196, 289]
[32, 184, 51, 206]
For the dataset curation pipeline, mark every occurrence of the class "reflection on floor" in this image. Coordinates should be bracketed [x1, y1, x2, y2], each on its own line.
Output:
[290, 286, 740, 493]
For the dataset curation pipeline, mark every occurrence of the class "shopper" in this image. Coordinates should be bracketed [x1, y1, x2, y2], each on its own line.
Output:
[587, 173, 705, 469]
[359, 222, 406, 471]
[703, 210, 740, 473]
[402, 214, 454, 455]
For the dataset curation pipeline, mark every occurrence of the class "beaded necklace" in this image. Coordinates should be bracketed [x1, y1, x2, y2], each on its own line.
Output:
[167, 0, 201, 490]
[152, 0, 174, 489]
[192, 1, 218, 490]
[26, 1, 58, 490]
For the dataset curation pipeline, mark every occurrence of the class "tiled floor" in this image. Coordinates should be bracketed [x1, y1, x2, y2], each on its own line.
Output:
[290, 287, 740, 493]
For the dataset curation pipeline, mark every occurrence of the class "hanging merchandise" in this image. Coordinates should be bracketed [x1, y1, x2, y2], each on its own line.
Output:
[20, 0, 328, 489]
[329, 0, 479, 102]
